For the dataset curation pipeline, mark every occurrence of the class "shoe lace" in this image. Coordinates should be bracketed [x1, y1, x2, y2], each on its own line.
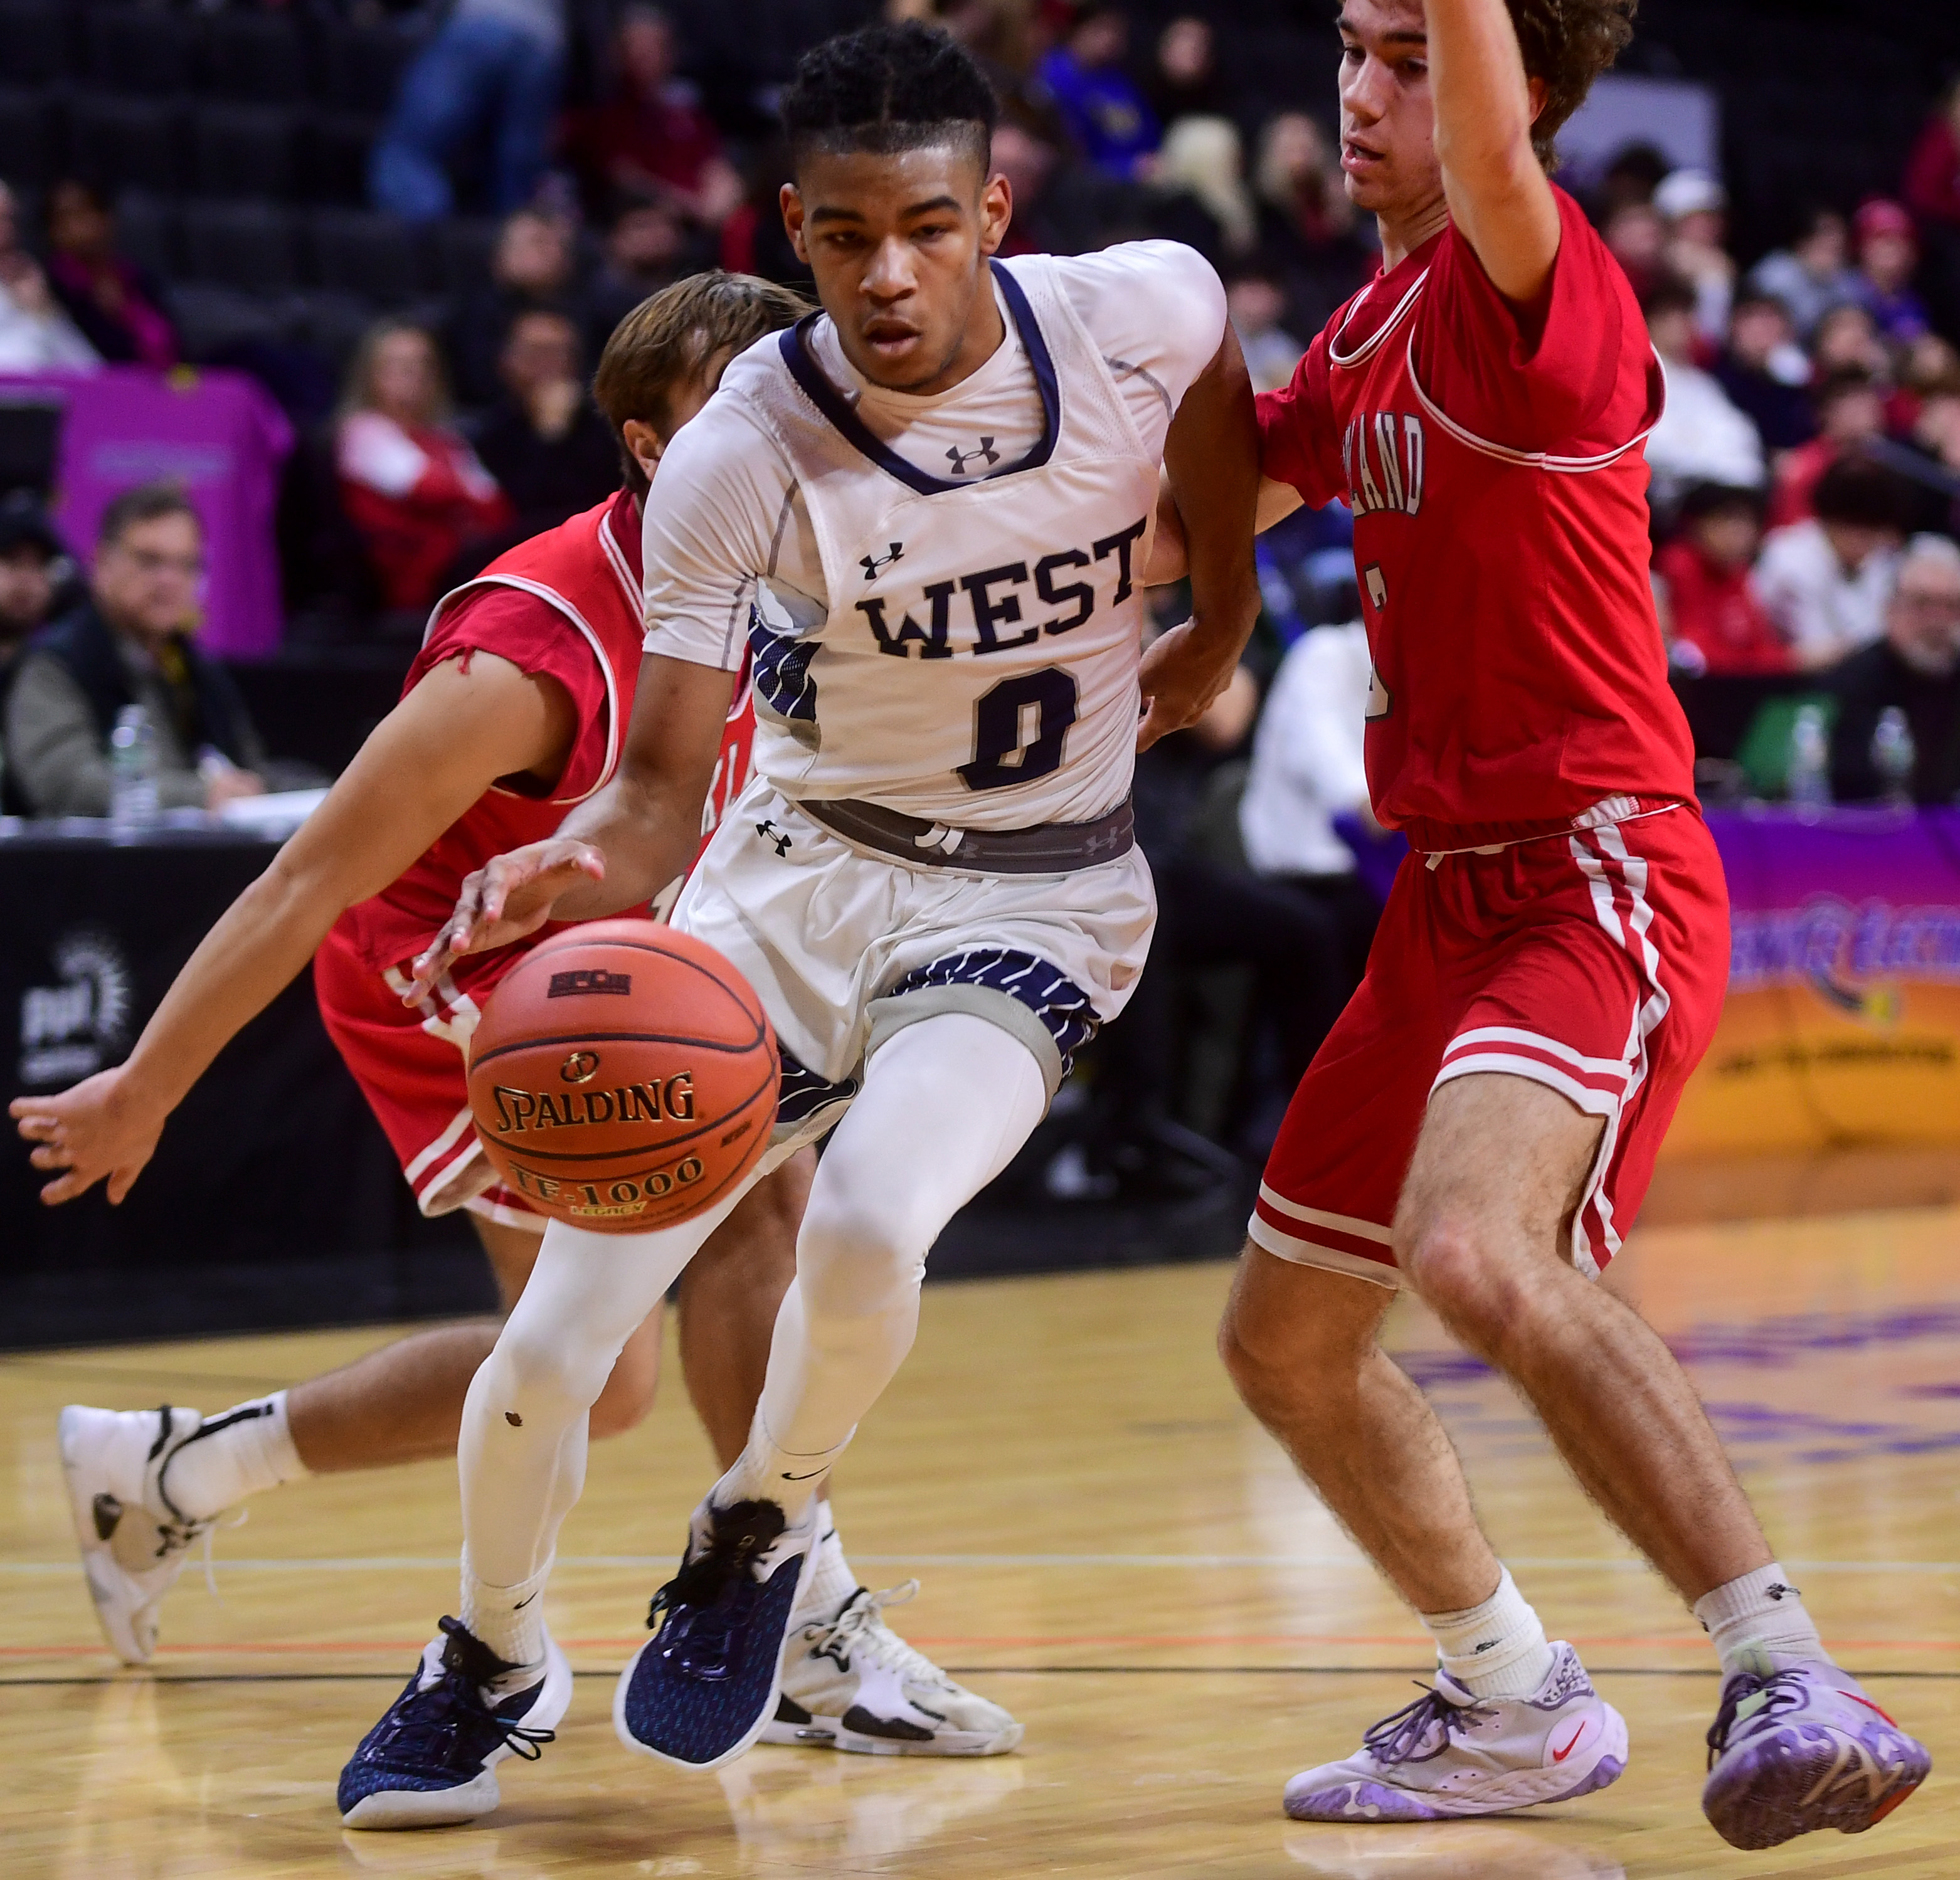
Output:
[1361, 1683, 1495, 1768]
[369, 1620, 555, 1770]
[1705, 1666, 1809, 1768]
[800, 1580, 944, 1684]
[646, 1500, 787, 1681]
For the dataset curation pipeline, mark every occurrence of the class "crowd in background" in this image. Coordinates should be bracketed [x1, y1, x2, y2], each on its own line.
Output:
[1, 0, 1959, 1196]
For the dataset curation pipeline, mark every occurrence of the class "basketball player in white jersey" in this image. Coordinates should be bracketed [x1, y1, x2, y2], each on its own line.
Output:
[337, 19, 1259, 1823]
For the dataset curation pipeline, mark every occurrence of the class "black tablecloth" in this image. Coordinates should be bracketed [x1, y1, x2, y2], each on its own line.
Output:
[1, 823, 474, 1347]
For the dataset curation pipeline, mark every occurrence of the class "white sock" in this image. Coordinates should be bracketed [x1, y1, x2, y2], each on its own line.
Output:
[1422, 1567, 1556, 1701]
[1693, 1563, 1828, 1676]
[790, 1502, 859, 1623]
[459, 1550, 551, 1681]
[159, 1392, 307, 1523]
[716, 1405, 850, 1525]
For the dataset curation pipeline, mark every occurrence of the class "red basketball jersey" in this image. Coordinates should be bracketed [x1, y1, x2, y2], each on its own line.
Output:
[329, 490, 757, 990]
[1258, 187, 1696, 845]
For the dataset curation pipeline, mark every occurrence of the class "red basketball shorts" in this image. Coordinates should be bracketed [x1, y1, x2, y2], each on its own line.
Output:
[1252, 803, 1729, 1286]
[313, 925, 544, 1233]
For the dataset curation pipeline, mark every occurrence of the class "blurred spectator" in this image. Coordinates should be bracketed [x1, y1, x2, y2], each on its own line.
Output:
[1596, 142, 1669, 221]
[992, 119, 1064, 256]
[588, 203, 687, 339]
[0, 181, 97, 372]
[1237, 619, 1382, 1007]
[3, 485, 268, 818]
[1037, 7, 1160, 180]
[718, 142, 813, 289]
[1147, 16, 1226, 129]
[1748, 207, 1860, 341]
[1754, 457, 1911, 669]
[0, 494, 68, 684]
[43, 181, 177, 371]
[1905, 77, 1960, 231]
[336, 321, 512, 613]
[1770, 368, 1887, 527]
[1715, 291, 1816, 453]
[1811, 302, 1892, 381]
[1155, 116, 1256, 258]
[1654, 484, 1789, 677]
[370, 0, 566, 222]
[470, 309, 619, 536]
[1882, 367, 1960, 537]
[1905, 78, 1960, 340]
[451, 208, 584, 408]
[1826, 534, 1960, 805]
[1228, 267, 1305, 395]
[1643, 276, 1764, 506]
[1654, 169, 1734, 346]
[561, 6, 742, 230]
[1254, 113, 1370, 337]
[1850, 198, 1932, 346]
[1603, 201, 1668, 301]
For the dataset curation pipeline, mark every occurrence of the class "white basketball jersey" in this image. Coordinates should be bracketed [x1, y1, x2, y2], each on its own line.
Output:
[715, 258, 1161, 830]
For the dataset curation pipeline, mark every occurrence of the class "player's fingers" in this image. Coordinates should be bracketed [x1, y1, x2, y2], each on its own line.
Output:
[107, 1167, 139, 1206]
[39, 1169, 95, 1205]
[13, 1111, 62, 1140]
[29, 1141, 75, 1168]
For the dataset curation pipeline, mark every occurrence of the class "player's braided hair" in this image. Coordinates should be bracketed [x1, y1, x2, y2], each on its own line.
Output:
[1505, 0, 1638, 169]
[780, 20, 1000, 172]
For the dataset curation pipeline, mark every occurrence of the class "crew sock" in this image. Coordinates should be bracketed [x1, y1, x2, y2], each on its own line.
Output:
[790, 1502, 857, 1624]
[459, 1551, 551, 1683]
[159, 1392, 307, 1523]
[1693, 1563, 1829, 1677]
[1422, 1566, 1557, 1701]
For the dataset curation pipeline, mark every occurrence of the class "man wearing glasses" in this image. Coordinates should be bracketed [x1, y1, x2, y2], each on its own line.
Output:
[3, 482, 271, 817]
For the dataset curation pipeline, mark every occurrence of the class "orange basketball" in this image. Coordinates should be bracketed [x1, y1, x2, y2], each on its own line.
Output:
[467, 919, 777, 1234]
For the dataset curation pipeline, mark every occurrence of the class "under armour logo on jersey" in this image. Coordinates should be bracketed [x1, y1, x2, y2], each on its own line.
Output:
[946, 436, 1000, 475]
[861, 542, 904, 580]
[756, 818, 793, 857]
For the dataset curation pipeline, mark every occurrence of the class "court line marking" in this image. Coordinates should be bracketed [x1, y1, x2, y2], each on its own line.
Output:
[3, 1553, 1955, 1573]
[1, 1665, 1954, 1689]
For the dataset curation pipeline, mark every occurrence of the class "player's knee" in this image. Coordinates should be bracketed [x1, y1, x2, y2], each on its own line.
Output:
[795, 1188, 927, 1321]
[490, 1318, 617, 1427]
[1397, 1213, 1525, 1354]
[589, 1339, 660, 1439]
[1217, 1261, 1367, 1420]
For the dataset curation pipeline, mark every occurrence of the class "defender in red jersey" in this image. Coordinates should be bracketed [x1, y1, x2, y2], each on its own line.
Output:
[1194, 0, 1928, 1847]
[12, 279, 1026, 1765]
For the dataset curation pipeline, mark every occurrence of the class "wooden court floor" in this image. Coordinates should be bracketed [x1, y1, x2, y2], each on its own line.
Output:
[2, 1205, 1957, 1878]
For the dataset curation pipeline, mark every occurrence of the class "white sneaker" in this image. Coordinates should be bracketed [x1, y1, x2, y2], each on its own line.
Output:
[58, 1404, 221, 1664]
[1284, 1644, 1628, 1822]
[763, 1581, 1024, 1757]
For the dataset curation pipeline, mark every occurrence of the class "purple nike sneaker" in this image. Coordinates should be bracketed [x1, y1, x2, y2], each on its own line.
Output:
[1284, 1642, 1628, 1821]
[1703, 1650, 1930, 1850]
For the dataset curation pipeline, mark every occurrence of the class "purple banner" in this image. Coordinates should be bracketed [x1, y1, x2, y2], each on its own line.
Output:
[2, 366, 294, 658]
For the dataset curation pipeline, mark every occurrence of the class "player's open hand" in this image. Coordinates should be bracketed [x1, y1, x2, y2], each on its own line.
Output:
[10, 1065, 166, 1206]
[406, 838, 607, 1002]
[1136, 618, 1239, 751]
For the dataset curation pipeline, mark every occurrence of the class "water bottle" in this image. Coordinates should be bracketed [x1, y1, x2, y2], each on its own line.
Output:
[1871, 707, 1916, 806]
[1786, 703, 1831, 811]
[109, 703, 160, 831]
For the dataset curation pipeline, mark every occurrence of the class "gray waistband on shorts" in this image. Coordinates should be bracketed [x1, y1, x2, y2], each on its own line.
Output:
[792, 795, 1135, 875]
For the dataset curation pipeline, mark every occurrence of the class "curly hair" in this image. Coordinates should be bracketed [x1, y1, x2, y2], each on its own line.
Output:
[780, 20, 999, 172]
[1506, 0, 1638, 169]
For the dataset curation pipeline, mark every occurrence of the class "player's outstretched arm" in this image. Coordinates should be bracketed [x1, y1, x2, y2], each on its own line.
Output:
[408, 650, 734, 996]
[9, 655, 575, 1205]
[1427, 0, 1562, 302]
[1137, 322, 1263, 749]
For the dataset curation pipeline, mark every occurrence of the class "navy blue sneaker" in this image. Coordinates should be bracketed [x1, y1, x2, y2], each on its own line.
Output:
[613, 1495, 819, 1770]
[339, 1617, 572, 1828]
